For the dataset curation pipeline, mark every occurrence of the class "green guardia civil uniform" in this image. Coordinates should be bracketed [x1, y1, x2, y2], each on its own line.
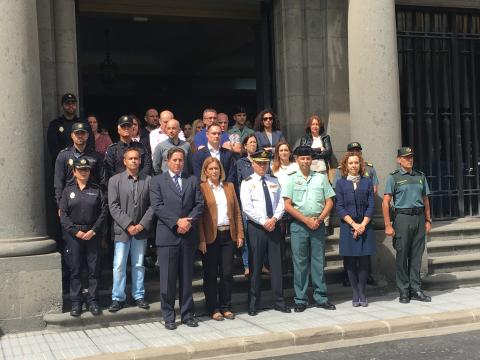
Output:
[283, 169, 335, 306]
[384, 160, 430, 292]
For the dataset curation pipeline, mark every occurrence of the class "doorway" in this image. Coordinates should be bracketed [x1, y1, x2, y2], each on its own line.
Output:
[77, 0, 273, 137]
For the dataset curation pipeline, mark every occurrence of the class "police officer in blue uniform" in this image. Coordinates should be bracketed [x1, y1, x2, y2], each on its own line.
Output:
[47, 93, 94, 161]
[54, 122, 106, 208]
[382, 147, 432, 304]
[104, 115, 152, 180]
[240, 150, 290, 316]
[59, 157, 108, 317]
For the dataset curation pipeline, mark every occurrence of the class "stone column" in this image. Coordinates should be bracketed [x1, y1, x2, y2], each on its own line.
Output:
[54, 0, 79, 111]
[348, 0, 401, 189]
[0, 0, 61, 331]
[273, 0, 328, 144]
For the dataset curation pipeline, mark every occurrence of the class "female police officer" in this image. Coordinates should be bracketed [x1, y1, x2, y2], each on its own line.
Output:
[59, 157, 108, 317]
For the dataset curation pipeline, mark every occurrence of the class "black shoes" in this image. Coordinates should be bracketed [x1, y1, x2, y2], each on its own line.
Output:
[182, 318, 199, 327]
[248, 309, 258, 316]
[135, 298, 150, 309]
[89, 302, 102, 316]
[164, 321, 177, 330]
[316, 301, 336, 310]
[399, 291, 410, 304]
[273, 305, 291, 313]
[410, 289, 431, 302]
[70, 304, 82, 317]
[294, 303, 307, 313]
[108, 300, 125, 313]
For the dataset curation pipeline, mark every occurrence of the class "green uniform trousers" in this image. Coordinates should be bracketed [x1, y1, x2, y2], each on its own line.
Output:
[393, 213, 426, 291]
[290, 221, 328, 305]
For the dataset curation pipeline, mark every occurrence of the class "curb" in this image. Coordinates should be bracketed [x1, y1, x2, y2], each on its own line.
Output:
[79, 308, 480, 360]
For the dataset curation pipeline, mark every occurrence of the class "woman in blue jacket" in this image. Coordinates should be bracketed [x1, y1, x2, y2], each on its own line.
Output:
[335, 152, 375, 307]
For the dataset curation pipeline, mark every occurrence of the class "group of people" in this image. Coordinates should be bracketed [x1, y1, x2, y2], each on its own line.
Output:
[47, 92, 433, 330]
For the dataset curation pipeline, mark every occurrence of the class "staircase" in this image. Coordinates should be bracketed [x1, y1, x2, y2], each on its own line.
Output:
[45, 229, 390, 329]
[423, 219, 480, 289]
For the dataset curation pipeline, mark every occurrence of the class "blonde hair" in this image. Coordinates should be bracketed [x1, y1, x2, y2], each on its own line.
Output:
[200, 157, 226, 182]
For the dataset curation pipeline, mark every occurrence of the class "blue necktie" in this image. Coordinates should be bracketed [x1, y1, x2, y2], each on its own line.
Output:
[262, 177, 274, 218]
[174, 175, 182, 193]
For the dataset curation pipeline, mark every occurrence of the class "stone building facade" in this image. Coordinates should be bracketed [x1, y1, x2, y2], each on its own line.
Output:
[1, 0, 478, 331]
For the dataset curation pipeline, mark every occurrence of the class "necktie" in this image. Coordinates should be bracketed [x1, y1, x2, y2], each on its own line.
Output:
[262, 177, 274, 218]
[174, 175, 182, 193]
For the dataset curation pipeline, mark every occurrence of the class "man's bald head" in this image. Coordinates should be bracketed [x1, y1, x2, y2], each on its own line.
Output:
[166, 119, 181, 140]
[160, 110, 174, 132]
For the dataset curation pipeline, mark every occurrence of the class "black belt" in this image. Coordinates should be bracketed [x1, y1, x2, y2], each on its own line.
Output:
[395, 208, 424, 215]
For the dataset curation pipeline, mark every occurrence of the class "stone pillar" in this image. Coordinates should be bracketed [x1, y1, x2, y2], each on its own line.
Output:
[54, 0, 79, 111]
[348, 0, 404, 283]
[348, 0, 401, 189]
[273, 0, 328, 144]
[0, 0, 61, 332]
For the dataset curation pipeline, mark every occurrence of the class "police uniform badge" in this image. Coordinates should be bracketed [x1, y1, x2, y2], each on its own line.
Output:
[261, 151, 268, 158]
[70, 192, 75, 199]
[80, 159, 87, 165]
[68, 158, 74, 166]
[59, 126, 64, 133]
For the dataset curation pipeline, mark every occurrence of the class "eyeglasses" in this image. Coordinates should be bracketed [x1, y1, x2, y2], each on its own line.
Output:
[263, 117, 273, 121]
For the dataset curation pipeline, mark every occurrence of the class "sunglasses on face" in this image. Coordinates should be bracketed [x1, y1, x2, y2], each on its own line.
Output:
[263, 117, 273, 121]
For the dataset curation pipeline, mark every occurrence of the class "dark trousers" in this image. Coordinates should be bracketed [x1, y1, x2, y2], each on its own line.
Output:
[202, 230, 234, 314]
[248, 221, 285, 310]
[393, 213, 426, 291]
[64, 233, 100, 305]
[344, 256, 369, 301]
[157, 241, 196, 323]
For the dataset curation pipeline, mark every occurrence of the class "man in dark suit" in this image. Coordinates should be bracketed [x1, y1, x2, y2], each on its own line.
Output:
[150, 147, 204, 330]
[192, 123, 236, 183]
[107, 148, 155, 313]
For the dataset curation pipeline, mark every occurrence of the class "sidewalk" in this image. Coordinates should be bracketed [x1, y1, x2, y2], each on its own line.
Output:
[2, 286, 480, 360]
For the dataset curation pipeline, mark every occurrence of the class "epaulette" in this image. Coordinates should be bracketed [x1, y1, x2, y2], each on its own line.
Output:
[366, 162, 373, 167]
[107, 142, 117, 148]
[413, 169, 425, 176]
[268, 174, 277, 178]
[244, 176, 252, 181]
[59, 147, 70, 153]
[287, 171, 296, 176]
[390, 170, 399, 175]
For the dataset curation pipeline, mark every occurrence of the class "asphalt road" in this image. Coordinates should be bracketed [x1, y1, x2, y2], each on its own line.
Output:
[259, 329, 480, 360]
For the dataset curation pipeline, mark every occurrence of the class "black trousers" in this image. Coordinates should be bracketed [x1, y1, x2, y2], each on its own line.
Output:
[202, 230, 234, 314]
[248, 221, 285, 310]
[64, 233, 100, 305]
[157, 241, 196, 323]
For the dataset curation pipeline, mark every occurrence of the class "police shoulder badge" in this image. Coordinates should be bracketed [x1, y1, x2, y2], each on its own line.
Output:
[59, 126, 64, 133]
[70, 192, 75, 199]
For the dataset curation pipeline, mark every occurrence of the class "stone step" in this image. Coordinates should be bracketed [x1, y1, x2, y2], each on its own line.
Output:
[428, 253, 480, 274]
[46, 279, 391, 330]
[427, 238, 480, 257]
[73, 264, 346, 306]
[428, 220, 480, 242]
[422, 269, 480, 290]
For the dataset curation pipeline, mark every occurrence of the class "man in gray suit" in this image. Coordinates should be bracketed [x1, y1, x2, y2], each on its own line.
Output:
[108, 148, 155, 312]
[150, 147, 204, 330]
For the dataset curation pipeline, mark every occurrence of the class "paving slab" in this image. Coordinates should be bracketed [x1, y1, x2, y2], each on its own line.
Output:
[4, 287, 480, 359]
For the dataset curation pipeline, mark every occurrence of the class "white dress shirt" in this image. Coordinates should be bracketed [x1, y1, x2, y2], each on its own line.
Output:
[207, 143, 221, 160]
[240, 173, 284, 226]
[168, 170, 182, 190]
[208, 180, 229, 226]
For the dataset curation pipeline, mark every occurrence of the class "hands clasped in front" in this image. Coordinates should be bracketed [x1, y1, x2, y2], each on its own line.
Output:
[75, 229, 96, 241]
